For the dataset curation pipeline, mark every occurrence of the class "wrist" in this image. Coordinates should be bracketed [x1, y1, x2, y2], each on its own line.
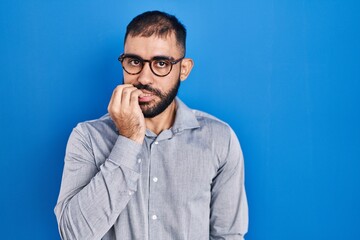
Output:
[130, 135, 144, 144]
[118, 132, 144, 144]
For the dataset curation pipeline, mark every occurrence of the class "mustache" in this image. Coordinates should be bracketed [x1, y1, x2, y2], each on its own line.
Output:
[134, 83, 163, 97]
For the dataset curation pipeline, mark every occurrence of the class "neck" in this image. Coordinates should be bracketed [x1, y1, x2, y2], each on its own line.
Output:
[145, 100, 177, 135]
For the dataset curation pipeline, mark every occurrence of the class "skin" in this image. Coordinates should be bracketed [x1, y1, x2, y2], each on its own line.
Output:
[108, 33, 194, 144]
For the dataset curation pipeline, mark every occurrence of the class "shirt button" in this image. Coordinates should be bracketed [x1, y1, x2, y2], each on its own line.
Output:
[154, 141, 159, 145]
[153, 177, 158, 182]
[152, 215, 157, 220]
[128, 191, 134, 196]
[137, 158, 142, 163]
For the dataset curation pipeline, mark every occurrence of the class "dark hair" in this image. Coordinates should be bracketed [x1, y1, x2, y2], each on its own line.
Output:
[125, 11, 187, 55]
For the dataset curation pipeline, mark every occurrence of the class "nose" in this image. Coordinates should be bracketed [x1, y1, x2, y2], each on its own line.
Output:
[137, 62, 154, 85]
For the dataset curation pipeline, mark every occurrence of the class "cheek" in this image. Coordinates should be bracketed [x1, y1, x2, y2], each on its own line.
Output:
[160, 79, 179, 94]
[165, 70, 181, 86]
[170, 65, 181, 79]
[123, 74, 137, 84]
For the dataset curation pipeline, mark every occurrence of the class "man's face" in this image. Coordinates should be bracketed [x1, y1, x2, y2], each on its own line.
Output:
[123, 33, 183, 118]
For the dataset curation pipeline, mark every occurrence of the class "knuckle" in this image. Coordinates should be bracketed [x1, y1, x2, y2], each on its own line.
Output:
[113, 86, 121, 93]
[114, 85, 125, 93]
[122, 89, 130, 95]
[131, 91, 139, 99]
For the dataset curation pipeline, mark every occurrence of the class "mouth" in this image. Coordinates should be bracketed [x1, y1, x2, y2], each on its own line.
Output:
[138, 90, 156, 103]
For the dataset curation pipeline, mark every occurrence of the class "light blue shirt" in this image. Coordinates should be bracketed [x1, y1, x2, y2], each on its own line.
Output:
[55, 98, 248, 239]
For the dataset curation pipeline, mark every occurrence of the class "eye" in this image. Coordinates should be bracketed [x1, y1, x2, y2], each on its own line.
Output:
[154, 60, 170, 68]
[127, 58, 142, 66]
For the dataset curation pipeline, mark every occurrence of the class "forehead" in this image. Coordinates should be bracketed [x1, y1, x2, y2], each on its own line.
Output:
[124, 33, 182, 58]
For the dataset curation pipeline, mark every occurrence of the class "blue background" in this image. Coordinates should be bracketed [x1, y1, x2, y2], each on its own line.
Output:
[1, 0, 359, 239]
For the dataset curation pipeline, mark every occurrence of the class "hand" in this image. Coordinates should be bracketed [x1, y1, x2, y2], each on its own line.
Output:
[108, 84, 146, 144]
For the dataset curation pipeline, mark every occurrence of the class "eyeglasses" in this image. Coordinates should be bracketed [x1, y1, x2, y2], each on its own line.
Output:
[118, 54, 184, 77]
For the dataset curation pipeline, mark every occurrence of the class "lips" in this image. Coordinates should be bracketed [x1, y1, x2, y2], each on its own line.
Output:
[138, 90, 155, 103]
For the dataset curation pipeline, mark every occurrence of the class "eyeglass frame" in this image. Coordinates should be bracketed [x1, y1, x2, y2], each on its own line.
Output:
[118, 53, 184, 77]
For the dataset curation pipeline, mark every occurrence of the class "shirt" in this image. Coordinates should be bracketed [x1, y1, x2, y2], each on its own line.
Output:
[54, 97, 248, 240]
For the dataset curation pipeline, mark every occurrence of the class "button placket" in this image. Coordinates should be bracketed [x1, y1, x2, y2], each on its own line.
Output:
[148, 137, 163, 236]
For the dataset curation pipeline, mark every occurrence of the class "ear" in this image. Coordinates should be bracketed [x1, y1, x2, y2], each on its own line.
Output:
[179, 58, 194, 81]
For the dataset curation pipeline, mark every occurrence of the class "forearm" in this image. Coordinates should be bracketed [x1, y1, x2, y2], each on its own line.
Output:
[55, 131, 142, 240]
[58, 161, 139, 239]
[210, 177, 248, 240]
[210, 128, 248, 239]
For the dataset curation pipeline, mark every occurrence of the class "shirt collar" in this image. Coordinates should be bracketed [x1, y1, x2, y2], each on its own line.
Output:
[145, 97, 200, 138]
[172, 97, 200, 133]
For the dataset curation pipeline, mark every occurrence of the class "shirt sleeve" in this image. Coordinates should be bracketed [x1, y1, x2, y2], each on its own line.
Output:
[54, 124, 143, 240]
[210, 128, 249, 240]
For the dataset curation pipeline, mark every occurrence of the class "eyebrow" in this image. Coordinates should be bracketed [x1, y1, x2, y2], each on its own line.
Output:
[123, 53, 174, 61]
[152, 55, 174, 61]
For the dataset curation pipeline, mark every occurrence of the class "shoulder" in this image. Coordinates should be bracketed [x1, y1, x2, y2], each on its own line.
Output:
[73, 114, 117, 140]
[190, 109, 241, 151]
[75, 113, 114, 130]
[193, 109, 234, 137]
[68, 114, 118, 165]
[190, 109, 243, 166]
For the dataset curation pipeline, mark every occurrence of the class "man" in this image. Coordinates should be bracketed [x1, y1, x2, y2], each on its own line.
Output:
[55, 10, 248, 240]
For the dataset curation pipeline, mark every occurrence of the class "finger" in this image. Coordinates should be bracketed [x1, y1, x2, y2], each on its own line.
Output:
[108, 86, 122, 114]
[121, 86, 138, 106]
[108, 85, 130, 113]
[129, 89, 144, 107]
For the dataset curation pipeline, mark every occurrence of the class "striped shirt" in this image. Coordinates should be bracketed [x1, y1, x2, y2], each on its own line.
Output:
[55, 98, 248, 239]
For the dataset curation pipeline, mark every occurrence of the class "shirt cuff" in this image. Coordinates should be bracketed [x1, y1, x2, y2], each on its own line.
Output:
[108, 135, 143, 173]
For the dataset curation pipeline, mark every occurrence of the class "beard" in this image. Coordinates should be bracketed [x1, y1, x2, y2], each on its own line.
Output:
[134, 79, 181, 118]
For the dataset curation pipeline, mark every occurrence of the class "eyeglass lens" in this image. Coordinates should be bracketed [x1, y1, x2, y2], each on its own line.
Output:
[121, 56, 173, 77]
